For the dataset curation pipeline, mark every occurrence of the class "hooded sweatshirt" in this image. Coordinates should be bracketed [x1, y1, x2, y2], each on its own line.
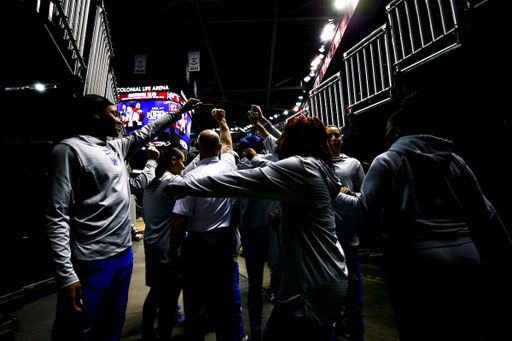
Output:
[331, 154, 365, 245]
[167, 155, 347, 326]
[333, 135, 510, 250]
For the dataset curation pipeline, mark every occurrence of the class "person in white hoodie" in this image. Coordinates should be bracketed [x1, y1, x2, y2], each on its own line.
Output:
[333, 92, 512, 341]
[164, 114, 348, 341]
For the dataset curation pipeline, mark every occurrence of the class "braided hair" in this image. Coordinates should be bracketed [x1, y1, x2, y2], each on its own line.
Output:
[149, 146, 185, 188]
[283, 115, 334, 169]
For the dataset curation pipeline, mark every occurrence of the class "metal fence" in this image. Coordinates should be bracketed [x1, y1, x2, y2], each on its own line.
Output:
[37, 0, 91, 75]
[306, 0, 461, 121]
[35, 0, 117, 102]
[343, 24, 394, 113]
[386, 0, 460, 71]
[307, 72, 346, 128]
[83, 3, 118, 103]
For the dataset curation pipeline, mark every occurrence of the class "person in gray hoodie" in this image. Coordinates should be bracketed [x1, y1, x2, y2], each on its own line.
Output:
[45, 94, 201, 341]
[333, 92, 512, 341]
[328, 125, 366, 341]
[164, 114, 347, 341]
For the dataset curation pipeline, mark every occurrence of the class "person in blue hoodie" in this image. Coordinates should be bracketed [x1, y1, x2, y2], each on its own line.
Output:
[164, 114, 348, 341]
[333, 92, 512, 341]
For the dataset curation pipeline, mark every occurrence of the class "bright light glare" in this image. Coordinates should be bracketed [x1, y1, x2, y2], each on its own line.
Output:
[35, 83, 45, 91]
[304, 76, 311, 82]
[283, 111, 289, 115]
[321, 23, 336, 41]
[293, 106, 300, 112]
[335, 0, 350, 9]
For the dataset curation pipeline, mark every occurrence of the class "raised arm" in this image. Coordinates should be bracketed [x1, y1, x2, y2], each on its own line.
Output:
[112, 98, 202, 159]
[164, 156, 308, 203]
[129, 145, 160, 194]
[212, 108, 233, 154]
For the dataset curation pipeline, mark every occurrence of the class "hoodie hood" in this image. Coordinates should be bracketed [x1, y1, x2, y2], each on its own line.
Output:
[389, 135, 455, 167]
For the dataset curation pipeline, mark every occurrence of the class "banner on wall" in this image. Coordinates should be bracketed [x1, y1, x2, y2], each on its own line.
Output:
[188, 51, 200, 71]
[134, 54, 147, 74]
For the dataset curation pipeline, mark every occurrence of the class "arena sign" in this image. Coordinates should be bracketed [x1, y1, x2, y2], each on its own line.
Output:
[117, 85, 170, 93]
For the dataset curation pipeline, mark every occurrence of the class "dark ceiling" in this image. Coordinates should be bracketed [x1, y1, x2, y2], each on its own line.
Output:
[105, 0, 387, 134]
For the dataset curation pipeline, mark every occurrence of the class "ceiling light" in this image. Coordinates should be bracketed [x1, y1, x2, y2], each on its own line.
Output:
[274, 114, 279, 118]
[335, 0, 350, 10]
[35, 83, 45, 91]
[309, 71, 316, 77]
[283, 111, 289, 115]
[293, 106, 300, 112]
[319, 45, 325, 53]
[321, 22, 336, 41]
[304, 76, 311, 82]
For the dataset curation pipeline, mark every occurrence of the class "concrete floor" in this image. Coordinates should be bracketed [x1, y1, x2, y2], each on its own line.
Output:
[4, 219, 399, 341]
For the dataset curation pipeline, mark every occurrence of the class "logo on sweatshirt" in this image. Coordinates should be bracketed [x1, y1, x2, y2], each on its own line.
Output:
[106, 152, 119, 166]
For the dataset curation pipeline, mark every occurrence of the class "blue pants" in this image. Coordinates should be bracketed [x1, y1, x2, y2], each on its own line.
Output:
[181, 230, 244, 341]
[339, 245, 365, 341]
[52, 248, 133, 341]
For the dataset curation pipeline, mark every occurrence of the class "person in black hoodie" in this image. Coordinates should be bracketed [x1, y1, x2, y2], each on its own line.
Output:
[333, 92, 512, 341]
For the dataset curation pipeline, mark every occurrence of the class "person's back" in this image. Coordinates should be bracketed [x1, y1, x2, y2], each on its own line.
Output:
[179, 152, 236, 231]
[142, 170, 181, 262]
[169, 109, 245, 341]
[375, 135, 472, 243]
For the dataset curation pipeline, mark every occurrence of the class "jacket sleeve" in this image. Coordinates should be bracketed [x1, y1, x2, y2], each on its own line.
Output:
[110, 109, 182, 159]
[167, 157, 308, 203]
[332, 154, 393, 219]
[45, 144, 81, 289]
[129, 159, 157, 194]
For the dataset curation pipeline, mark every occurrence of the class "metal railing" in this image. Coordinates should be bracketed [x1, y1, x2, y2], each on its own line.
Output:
[305, 0, 463, 119]
[35, 0, 117, 98]
[307, 72, 346, 128]
[386, 0, 460, 71]
[37, 0, 92, 75]
[343, 24, 394, 112]
[83, 3, 117, 102]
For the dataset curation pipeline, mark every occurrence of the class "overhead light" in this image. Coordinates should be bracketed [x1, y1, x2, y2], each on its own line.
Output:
[274, 114, 279, 118]
[293, 106, 300, 112]
[296, 101, 302, 106]
[283, 111, 289, 115]
[319, 45, 325, 53]
[309, 71, 316, 77]
[335, 0, 351, 10]
[321, 22, 336, 41]
[35, 83, 45, 91]
[304, 76, 311, 82]
[298, 95, 304, 99]
[269, 116, 274, 120]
